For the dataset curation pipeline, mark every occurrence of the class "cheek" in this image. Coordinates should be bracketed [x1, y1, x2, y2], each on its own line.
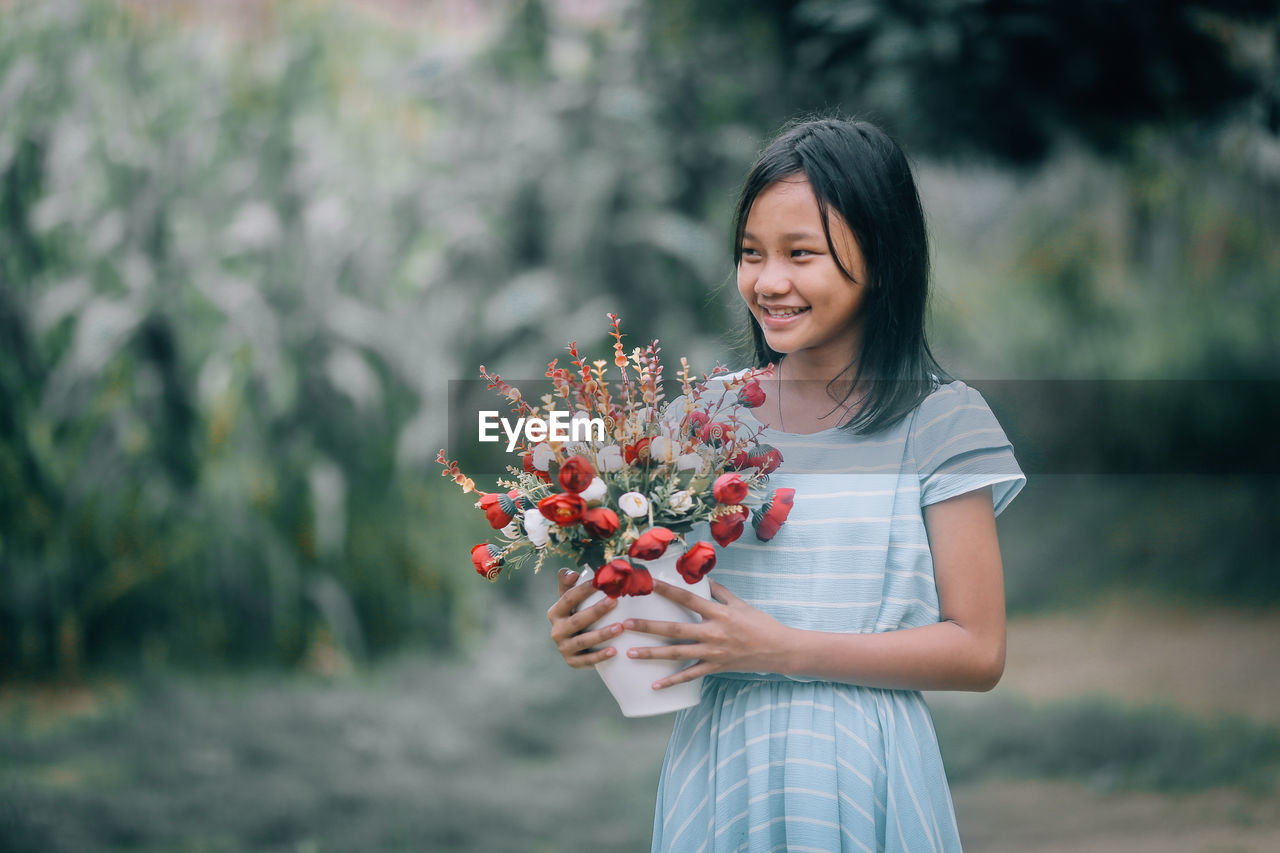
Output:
[736, 267, 755, 303]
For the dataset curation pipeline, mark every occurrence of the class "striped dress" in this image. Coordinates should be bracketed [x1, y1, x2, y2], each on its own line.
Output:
[652, 378, 1025, 853]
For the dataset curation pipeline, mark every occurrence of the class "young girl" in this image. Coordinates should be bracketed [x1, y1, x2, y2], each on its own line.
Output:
[548, 118, 1024, 852]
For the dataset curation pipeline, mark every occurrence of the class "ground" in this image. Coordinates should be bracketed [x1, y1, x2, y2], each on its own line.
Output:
[2, 597, 1278, 851]
[935, 596, 1280, 852]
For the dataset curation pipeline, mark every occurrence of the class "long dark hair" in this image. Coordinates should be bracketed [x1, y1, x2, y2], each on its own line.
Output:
[733, 117, 947, 435]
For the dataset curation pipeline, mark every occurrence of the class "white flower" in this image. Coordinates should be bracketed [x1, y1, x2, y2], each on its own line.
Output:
[618, 491, 649, 518]
[650, 435, 676, 464]
[523, 508, 549, 547]
[579, 477, 607, 504]
[531, 442, 555, 471]
[596, 445, 624, 472]
[501, 519, 521, 539]
[669, 490, 694, 513]
[676, 452, 705, 474]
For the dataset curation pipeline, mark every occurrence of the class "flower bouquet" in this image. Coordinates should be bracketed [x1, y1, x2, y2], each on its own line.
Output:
[437, 314, 795, 715]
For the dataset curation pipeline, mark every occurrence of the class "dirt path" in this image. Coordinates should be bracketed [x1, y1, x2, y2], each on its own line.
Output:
[999, 596, 1280, 724]
[954, 779, 1280, 852]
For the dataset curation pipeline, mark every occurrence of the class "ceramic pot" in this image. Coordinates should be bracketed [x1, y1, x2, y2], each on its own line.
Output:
[575, 544, 711, 717]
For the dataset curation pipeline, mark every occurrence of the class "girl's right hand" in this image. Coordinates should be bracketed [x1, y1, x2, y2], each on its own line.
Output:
[547, 568, 624, 668]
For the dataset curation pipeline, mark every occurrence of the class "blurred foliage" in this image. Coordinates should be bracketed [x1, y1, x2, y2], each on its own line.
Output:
[1, 0, 1278, 675]
[661, 0, 1280, 164]
[0, 0, 471, 674]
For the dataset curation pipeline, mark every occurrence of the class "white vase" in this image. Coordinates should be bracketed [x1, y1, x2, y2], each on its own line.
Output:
[575, 544, 712, 717]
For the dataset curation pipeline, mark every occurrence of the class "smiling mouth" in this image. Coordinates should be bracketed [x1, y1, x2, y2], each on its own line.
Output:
[762, 306, 810, 319]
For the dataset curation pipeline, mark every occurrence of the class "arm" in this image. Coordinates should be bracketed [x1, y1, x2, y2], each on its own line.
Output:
[626, 487, 1007, 692]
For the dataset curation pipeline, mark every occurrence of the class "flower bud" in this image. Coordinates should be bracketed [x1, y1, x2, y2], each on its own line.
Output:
[628, 526, 676, 561]
[712, 472, 749, 505]
[522, 508, 549, 547]
[557, 455, 595, 493]
[754, 488, 796, 541]
[537, 492, 587, 527]
[578, 476, 607, 503]
[582, 506, 621, 539]
[709, 506, 749, 547]
[676, 541, 716, 583]
[596, 445, 624, 472]
[592, 558, 654, 598]
[470, 543, 503, 581]
[618, 491, 649, 519]
[736, 378, 766, 408]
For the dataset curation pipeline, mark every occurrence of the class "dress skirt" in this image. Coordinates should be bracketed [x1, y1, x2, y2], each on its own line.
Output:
[651, 674, 963, 853]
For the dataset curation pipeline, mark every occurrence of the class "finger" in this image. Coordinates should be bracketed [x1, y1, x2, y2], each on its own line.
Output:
[566, 646, 617, 668]
[622, 617, 701, 641]
[557, 567, 579, 597]
[652, 580, 718, 616]
[627, 642, 705, 662]
[708, 580, 742, 605]
[559, 622, 624, 656]
[653, 661, 715, 690]
[550, 596, 618, 641]
[547, 575, 604, 621]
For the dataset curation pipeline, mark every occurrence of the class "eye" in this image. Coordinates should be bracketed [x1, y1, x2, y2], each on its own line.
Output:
[791, 249, 815, 258]
[739, 247, 762, 261]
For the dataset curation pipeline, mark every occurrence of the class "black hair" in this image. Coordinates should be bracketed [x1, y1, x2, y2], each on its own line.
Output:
[732, 117, 948, 435]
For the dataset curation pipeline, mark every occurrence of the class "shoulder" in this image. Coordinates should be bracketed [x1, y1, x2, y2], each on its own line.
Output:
[908, 379, 1014, 470]
[908, 379, 1025, 514]
[913, 380, 994, 431]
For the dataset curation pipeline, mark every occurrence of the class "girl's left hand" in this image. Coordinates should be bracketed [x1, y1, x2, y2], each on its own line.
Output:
[622, 580, 794, 689]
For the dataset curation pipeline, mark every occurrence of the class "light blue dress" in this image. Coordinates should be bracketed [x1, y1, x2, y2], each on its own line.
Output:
[652, 379, 1025, 853]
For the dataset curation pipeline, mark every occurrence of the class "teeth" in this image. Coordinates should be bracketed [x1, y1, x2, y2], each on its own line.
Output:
[766, 307, 807, 317]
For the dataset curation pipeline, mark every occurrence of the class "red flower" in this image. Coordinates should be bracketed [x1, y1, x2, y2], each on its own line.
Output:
[477, 491, 518, 529]
[628, 526, 676, 561]
[676, 541, 716, 583]
[582, 506, 620, 539]
[537, 492, 586, 527]
[592, 558, 654, 598]
[753, 488, 796, 541]
[470, 543, 502, 581]
[558, 455, 595, 493]
[727, 449, 749, 469]
[682, 410, 709, 438]
[709, 506, 749, 547]
[746, 445, 783, 476]
[523, 453, 551, 483]
[624, 437, 651, 465]
[698, 421, 734, 446]
[712, 472, 749, 505]
[737, 378, 766, 408]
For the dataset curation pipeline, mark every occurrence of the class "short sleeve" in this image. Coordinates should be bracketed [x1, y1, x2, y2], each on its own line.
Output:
[910, 381, 1025, 516]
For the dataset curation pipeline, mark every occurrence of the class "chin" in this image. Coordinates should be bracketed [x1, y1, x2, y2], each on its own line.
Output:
[760, 333, 794, 355]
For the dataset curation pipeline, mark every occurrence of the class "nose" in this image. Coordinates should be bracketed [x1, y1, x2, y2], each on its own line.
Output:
[752, 258, 792, 298]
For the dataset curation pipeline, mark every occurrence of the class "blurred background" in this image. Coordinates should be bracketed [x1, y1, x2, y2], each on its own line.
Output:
[1, 0, 1278, 850]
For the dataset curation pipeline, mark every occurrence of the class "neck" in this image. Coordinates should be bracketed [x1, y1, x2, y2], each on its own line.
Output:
[774, 355, 863, 433]
[776, 352, 857, 392]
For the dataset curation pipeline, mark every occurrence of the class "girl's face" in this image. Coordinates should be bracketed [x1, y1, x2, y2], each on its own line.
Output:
[737, 175, 869, 367]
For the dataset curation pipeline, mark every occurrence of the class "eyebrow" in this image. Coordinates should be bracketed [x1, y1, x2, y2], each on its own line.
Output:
[742, 230, 825, 243]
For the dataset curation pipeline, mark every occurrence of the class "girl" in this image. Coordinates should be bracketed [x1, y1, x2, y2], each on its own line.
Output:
[548, 118, 1024, 852]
